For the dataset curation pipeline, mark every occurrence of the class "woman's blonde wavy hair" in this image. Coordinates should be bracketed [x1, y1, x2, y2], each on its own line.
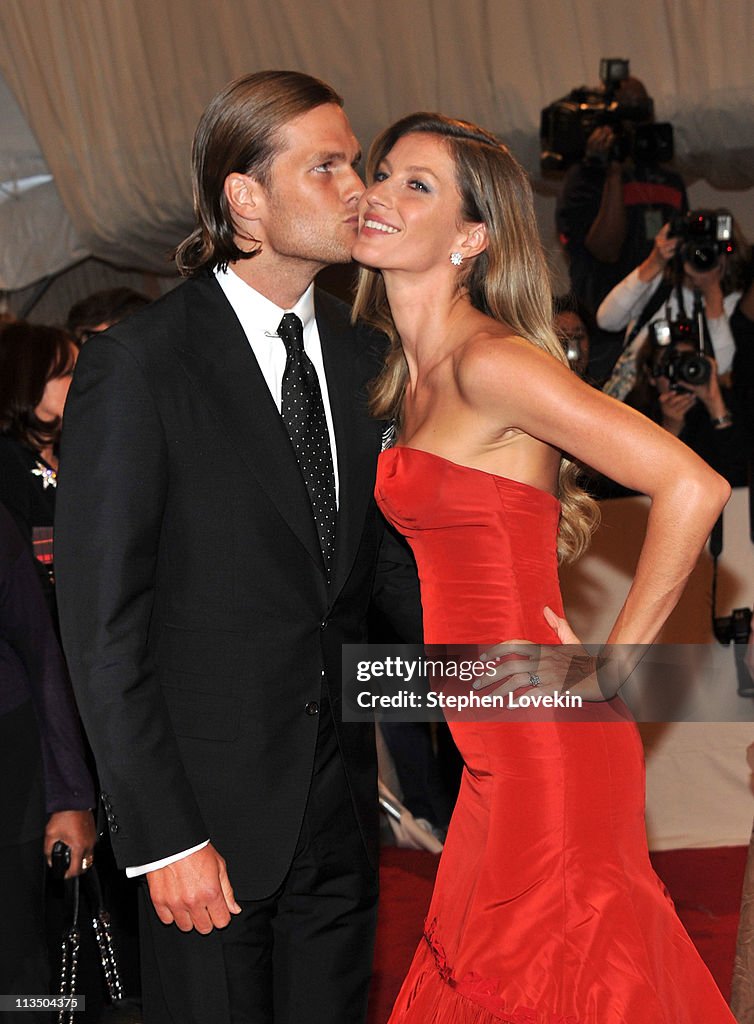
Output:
[352, 112, 599, 562]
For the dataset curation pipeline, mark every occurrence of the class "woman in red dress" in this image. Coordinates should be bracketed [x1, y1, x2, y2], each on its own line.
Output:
[352, 113, 735, 1024]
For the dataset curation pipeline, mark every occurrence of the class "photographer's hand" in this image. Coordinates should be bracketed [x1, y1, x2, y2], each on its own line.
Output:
[658, 389, 695, 436]
[585, 125, 618, 164]
[639, 223, 678, 283]
[684, 357, 731, 425]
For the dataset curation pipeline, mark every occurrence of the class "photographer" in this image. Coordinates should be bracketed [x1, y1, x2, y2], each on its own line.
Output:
[624, 339, 745, 487]
[552, 293, 592, 379]
[556, 75, 688, 381]
[592, 216, 748, 488]
[582, 330, 745, 498]
[597, 216, 742, 401]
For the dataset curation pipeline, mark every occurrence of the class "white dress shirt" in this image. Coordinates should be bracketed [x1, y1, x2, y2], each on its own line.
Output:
[214, 264, 339, 498]
[126, 265, 339, 877]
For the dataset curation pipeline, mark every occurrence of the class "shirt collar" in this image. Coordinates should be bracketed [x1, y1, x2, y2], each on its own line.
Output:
[214, 264, 315, 336]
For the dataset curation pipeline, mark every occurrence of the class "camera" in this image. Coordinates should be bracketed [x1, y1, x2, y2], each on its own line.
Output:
[668, 209, 735, 272]
[540, 58, 673, 172]
[648, 320, 711, 390]
[714, 607, 754, 697]
[714, 606, 753, 645]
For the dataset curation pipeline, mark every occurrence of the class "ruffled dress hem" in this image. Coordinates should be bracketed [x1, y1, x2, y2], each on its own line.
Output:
[389, 927, 580, 1024]
[390, 959, 520, 1024]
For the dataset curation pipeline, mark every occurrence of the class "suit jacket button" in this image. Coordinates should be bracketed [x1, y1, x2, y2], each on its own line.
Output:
[305, 701, 320, 716]
[110, 823, 120, 833]
[320, 619, 328, 630]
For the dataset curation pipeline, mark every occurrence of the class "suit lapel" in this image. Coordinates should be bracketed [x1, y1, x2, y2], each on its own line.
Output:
[316, 290, 381, 603]
[175, 276, 325, 576]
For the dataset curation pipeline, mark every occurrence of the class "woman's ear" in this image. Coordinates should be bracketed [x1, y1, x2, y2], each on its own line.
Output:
[460, 222, 488, 260]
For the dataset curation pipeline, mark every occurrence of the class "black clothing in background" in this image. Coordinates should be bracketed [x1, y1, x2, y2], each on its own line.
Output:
[556, 161, 688, 382]
[731, 305, 754, 458]
[0, 437, 57, 614]
[0, 501, 94, 1023]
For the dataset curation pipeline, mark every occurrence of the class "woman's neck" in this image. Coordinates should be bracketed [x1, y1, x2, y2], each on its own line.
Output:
[383, 270, 475, 379]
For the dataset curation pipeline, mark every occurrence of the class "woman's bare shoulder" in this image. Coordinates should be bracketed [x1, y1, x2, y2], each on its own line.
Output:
[455, 326, 567, 402]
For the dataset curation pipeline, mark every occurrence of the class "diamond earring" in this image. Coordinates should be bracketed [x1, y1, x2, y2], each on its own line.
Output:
[450, 252, 463, 266]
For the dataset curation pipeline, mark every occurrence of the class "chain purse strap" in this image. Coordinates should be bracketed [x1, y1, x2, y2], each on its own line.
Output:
[58, 878, 81, 1024]
[87, 864, 124, 1002]
[57, 866, 124, 1023]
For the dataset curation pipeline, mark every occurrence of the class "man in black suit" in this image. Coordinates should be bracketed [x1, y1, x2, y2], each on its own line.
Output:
[55, 70, 419, 1024]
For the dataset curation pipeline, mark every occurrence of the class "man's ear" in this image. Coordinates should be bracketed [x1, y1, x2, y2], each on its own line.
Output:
[459, 222, 488, 260]
[224, 172, 262, 216]
[224, 173, 264, 252]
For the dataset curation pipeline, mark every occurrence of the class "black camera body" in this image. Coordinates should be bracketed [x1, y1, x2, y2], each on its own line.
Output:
[648, 319, 711, 390]
[540, 58, 673, 172]
[714, 606, 753, 645]
[714, 607, 754, 697]
[668, 210, 735, 272]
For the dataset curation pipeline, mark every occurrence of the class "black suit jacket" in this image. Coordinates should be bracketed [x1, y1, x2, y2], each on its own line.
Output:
[55, 275, 419, 899]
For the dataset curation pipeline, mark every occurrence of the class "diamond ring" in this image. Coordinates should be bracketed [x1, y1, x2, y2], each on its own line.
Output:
[81, 856, 93, 871]
[528, 674, 541, 687]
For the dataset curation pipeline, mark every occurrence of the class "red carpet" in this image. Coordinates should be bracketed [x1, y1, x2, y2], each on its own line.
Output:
[367, 845, 747, 1024]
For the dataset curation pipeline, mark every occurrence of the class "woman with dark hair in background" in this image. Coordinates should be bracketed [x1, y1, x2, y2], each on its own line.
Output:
[353, 111, 735, 1023]
[0, 321, 77, 613]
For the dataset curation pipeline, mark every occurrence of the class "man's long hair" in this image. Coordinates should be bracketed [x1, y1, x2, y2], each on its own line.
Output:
[175, 70, 343, 277]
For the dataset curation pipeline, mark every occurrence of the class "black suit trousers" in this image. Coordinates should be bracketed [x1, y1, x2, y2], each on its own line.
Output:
[138, 690, 378, 1024]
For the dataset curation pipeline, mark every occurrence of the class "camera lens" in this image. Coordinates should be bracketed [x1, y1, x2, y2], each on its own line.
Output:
[684, 243, 719, 271]
[678, 352, 710, 385]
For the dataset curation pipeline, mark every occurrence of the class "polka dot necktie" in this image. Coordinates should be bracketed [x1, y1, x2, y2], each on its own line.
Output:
[278, 313, 337, 574]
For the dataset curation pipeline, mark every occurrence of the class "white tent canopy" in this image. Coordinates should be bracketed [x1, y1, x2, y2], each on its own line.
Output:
[0, 73, 88, 290]
[1, 0, 753, 292]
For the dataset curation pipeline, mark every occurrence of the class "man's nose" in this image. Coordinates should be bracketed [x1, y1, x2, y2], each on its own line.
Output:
[344, 165, 365, 203]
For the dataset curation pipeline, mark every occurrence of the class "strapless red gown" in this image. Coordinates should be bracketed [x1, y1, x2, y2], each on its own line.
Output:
[375, 446, 735, 1024]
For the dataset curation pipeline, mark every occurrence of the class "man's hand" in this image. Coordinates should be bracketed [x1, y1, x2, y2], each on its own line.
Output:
[147, 843, 241, 934]
[44, 809, 96, 879]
